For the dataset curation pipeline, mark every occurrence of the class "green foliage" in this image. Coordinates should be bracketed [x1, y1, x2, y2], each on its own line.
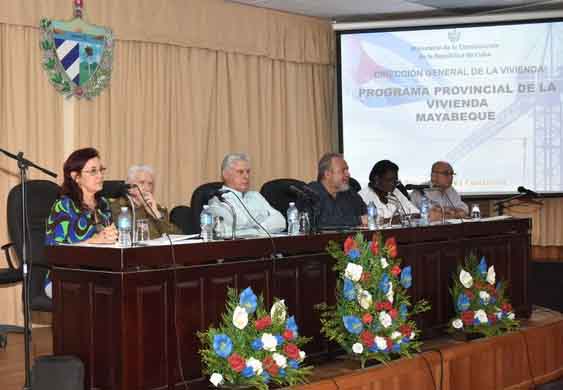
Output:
[448, 254, 519, 337]
[318, 233, 430, 368]
[198, 287, 312, 389]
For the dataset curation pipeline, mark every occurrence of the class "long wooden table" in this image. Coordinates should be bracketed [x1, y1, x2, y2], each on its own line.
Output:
[46, 218, 531, 390]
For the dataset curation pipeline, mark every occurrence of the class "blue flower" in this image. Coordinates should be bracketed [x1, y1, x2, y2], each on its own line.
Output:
[379, 274, 390, 294]
[457, 293, 470, 311]
[402, 337, 410, 344]
[261, 372, 271, 383]
[369, 344, 379, 352]
[286, 316, 299, 336]
[479, 257, 488, 276]
[343, 278, 356, 301]
[213, 334, 233, 358]
[242, 366, 254, 378]
[348, 248, 360, 261]
[399, 304, 408, 319]
[400, 266, 412, 289]
[279, 368, 286, 377]
[288, 360, 299, 369]
[251, 338, 263, 351]
[342, 315, 363, 334]
[392, 344, 401, 353]
[275, 334, 284, 346]
[239, 287, 258, 314]
[490, 296, 497, 305]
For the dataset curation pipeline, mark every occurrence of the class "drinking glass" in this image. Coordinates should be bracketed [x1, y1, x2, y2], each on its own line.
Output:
[299, 212, 310, 234]
[135, 219, 150, 241]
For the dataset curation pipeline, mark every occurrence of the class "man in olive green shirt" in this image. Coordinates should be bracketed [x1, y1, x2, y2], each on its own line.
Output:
[110, 165, 180, 239]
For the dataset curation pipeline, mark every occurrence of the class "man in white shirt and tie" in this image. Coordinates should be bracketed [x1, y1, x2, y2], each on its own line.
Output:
[208, 153, 285, 236]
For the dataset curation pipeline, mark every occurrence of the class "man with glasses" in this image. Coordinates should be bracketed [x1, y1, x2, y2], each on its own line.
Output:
[411, 161, 468, 221]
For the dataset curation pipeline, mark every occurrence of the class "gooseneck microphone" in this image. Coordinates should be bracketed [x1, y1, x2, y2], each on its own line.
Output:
[517, 186, 539, 197]
[404, 184, 431, 191]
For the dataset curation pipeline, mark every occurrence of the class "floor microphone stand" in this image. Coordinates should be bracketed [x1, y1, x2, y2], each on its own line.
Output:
[0, 148, 57, 390]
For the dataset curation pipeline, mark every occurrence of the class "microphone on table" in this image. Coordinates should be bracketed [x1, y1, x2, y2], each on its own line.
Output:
[517, 186, 539, 198]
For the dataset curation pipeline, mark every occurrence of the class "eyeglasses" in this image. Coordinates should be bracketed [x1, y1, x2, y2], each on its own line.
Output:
[432, 170, 456, 177]
[82, 167, 107, 176]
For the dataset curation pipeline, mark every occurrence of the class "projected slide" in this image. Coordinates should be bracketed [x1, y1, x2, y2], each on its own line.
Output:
[340, 21, 563, 194]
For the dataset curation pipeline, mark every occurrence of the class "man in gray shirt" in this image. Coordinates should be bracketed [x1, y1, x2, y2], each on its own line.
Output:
[411, 161, 468, 222]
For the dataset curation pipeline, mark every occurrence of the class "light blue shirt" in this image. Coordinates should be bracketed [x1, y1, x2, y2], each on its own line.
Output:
[207, 185, 286, 236]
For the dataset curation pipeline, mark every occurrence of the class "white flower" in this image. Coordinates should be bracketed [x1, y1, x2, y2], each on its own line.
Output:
[479, 291, 490, 305]
[391, 331, 402, 340]
[232, 306, 248, 329]
[380, 257, 389, 269]
[352, 343, 364, 354]
[459, 269, 474, 288]
[452, 319, 463, 329]
[344, 262, 363, 282]
[299, 350, 306, 361]
[410, 331, 416, 340]
[379, 311, 393, 328]
[270, 300, 287, 324]
[487, 265, 496, 285]
[475, 309, 488, 324]
[386, 282, 394, 304]
[272, 353, 287, 368]
[375, 336, 387, 350]
[496, 309, 503, 320]
[357, 288, 373, 310]
[261, 333, 278, 351]
[507, 312, 515, 320]
[246, 357, 263, 375]
[210, 373, 224, 387]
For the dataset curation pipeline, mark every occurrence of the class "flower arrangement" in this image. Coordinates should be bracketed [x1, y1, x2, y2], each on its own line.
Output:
[318, 233, 430, 368]
[449, 255, 519, 337]
[198, 287, 312, 389]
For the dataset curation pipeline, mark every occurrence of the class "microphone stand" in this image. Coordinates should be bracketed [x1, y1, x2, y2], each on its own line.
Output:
[388, 193, 411, 227]
[494, 193, 529, 216]
[0, 148, 57, 390]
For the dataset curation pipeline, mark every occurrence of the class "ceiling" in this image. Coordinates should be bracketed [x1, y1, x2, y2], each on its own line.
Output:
[227, 0, 563, 22]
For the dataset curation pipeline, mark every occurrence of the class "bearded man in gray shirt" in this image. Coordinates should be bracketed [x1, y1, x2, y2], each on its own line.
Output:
[411, 161, 468, 222]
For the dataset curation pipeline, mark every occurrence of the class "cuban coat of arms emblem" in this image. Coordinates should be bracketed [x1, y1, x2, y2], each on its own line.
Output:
[40, 0, 113, 99]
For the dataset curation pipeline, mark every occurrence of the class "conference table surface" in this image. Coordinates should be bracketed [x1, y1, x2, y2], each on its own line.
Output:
[46, 217, 531, 390]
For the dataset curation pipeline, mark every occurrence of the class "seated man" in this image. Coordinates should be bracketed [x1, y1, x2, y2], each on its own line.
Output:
[208, 153, 285, 236]
[110, 165, 180, 238]
[308, 152, 367, 228]
[359, 160, 419, 223]
[410, 161, 469, 222]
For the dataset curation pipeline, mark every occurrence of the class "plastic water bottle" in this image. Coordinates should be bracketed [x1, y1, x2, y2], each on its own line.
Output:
[367, 201, 378, 230]
[420, 195, 430, 226]
[287, 202, 299, 235]
[117, 206, 132, 247]
[200, 205, 214, 241]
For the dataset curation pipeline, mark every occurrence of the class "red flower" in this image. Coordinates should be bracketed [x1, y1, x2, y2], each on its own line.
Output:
[465, 290, 475, 300]
[370, 239, 379, 255]
[390, 265, 401, 277]
[389, 308, 398, 319]
[283, 329, 294, 340]
[228, 353, 245, 372]
[461, 310, 475, 326]
[360, 330, 375, 347]
[283, 343, 301, 360]
[263, 356, 279, 376]
[385, 237, 398, 258]
[501, 303, 513, 313]
[386, 337, 393, 350]
[375, 302, 385, 311]
[255, 316, 272, 331]
[344, 236, 357, 253]
[362, 313, 373, 324]
[399, 324, 412, 336]
[382, 301, 393, 311]
[487, 314, 497, 324]
[360, 271, 371, 282]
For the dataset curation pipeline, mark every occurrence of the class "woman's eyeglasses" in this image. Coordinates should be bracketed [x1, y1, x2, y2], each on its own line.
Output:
[82, 167, 107, 176]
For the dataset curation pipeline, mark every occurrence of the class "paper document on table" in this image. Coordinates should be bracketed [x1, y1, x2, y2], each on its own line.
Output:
[140, 234, 201, 246]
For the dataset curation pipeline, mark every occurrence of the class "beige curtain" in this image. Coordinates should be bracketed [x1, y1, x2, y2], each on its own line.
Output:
[0, 1, 335, 326]
[0, 24, 64, 326]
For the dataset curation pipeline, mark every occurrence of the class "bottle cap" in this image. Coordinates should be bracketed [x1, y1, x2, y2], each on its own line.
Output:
[120, 206, 128, 212]
[289, 202, 295, 206]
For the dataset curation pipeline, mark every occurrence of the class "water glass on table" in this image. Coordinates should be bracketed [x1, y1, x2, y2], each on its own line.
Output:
[135, 219, 150, 242]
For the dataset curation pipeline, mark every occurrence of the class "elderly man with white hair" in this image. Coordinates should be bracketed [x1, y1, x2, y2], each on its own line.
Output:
[110, 164, 180, 238]
[208, 153, 285, 237]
